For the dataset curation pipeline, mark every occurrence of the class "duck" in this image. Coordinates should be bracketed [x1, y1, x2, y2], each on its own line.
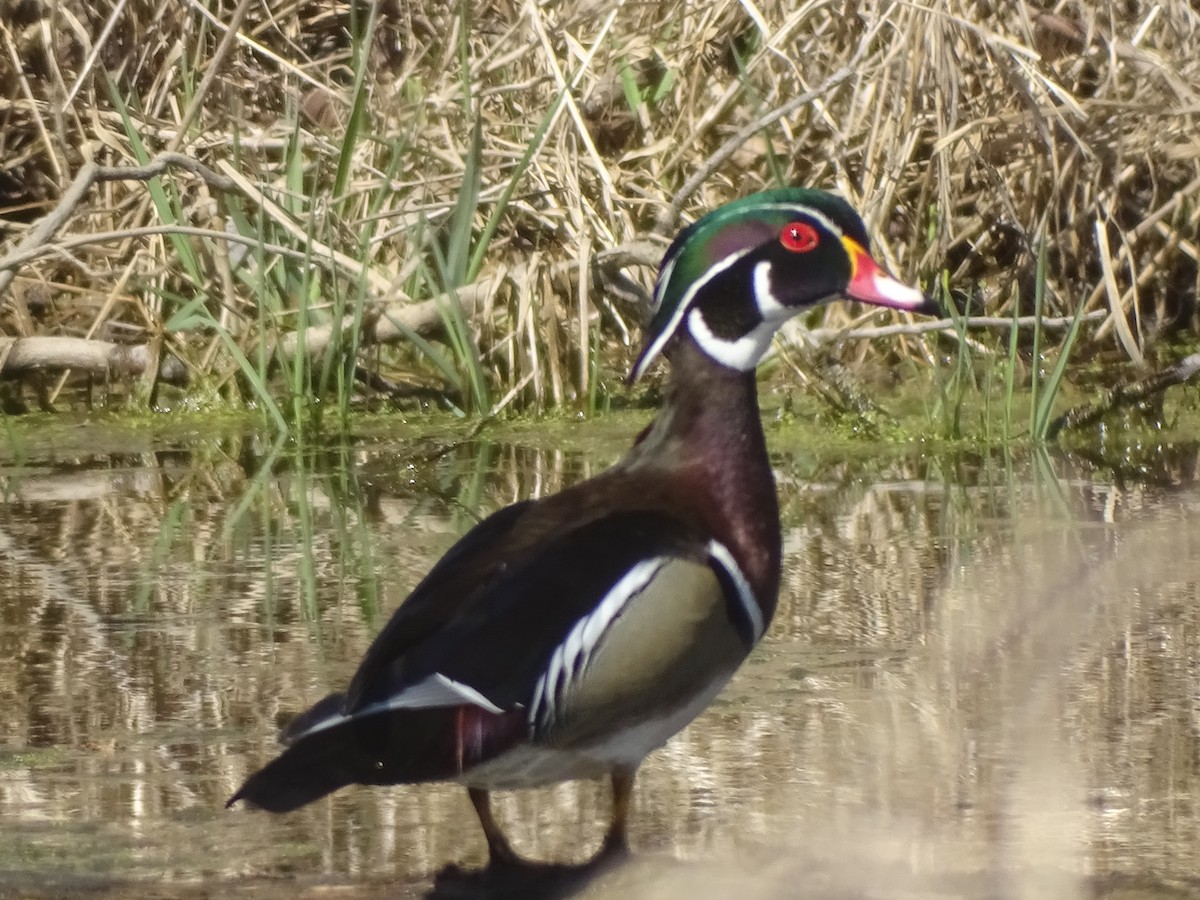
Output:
[227, 187, 934, 871]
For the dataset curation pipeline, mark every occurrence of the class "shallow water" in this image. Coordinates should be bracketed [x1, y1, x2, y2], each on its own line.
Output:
[1, 423, 1199, 899]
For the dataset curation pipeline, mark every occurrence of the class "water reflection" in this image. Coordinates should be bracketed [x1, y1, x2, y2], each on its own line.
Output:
[1, 429, 1199, 897]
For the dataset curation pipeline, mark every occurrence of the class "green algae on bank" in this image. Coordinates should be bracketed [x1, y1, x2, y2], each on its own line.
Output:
[3, 381, 1199, 473]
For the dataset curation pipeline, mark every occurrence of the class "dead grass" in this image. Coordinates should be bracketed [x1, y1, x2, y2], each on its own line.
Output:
[0, 0, 1197, 413]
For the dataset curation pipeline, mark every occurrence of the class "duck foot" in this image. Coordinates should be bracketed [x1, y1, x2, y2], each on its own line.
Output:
[429, 848, 631, 899]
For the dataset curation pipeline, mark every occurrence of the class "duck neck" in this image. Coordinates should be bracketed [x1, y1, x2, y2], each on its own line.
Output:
[628, 340, 782, 613]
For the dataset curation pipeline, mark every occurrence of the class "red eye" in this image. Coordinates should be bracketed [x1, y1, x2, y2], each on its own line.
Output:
[780, 221, 819, 253]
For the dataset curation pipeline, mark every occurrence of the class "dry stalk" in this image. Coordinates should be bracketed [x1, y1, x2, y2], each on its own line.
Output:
[0, 0, 1197, 410]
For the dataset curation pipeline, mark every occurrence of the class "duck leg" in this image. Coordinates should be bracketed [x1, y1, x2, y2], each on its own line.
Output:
[468, 786, 520, 867]
[598, 765, 637, 859]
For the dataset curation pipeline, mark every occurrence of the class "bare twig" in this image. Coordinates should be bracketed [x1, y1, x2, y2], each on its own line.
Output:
[1, 223, 268, 272]
[63, 0, 129, 107]
[594, 240, 663, 317]
[806, 310, 1108, 344]
[0, 154, 238, 296]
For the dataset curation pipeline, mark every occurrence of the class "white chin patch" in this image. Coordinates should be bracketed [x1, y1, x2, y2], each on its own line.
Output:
[686, 307, 777, 371]
[684, 261, 808, 371]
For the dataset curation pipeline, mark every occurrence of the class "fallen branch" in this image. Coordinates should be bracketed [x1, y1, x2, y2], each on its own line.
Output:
[0, 275, 508, 387]
[0, 245, 1116, 399]
[1046, 351, 1200, 439]
[274, 272, 506, 359]
[0, 336, 188, 384]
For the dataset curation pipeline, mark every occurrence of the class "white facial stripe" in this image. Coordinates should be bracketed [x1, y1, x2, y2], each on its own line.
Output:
[649, 254, 678, 316]
[686, 307, 777, 371]
[530, 557, 668, 727]
[769, 203, 842, 238]
[707, 539, 764, 643]
[710, 201, 844, 240]
[752, 261, 788, 320]
[633, 247, 753, 381]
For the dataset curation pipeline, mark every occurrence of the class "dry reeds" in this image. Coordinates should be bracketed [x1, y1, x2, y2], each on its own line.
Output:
[0, 0, 1197, 414]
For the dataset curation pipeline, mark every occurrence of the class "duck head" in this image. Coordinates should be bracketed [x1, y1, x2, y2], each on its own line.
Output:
[631, 188, 937, 381]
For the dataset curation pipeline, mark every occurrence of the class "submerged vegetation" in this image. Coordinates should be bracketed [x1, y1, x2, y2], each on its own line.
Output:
[0, 1, 1197, 436]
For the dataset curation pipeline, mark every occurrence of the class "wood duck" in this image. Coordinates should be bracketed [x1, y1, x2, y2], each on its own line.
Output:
[227, 188, 934, 870]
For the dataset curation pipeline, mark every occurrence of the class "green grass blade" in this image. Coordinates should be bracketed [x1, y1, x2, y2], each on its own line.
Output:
[378, 307, 466, 401]
[1028, 237, 1047, 437]
[1003, 286, 1021, 442]
[426, 241, 490, 413]
[446, 116, 484, 289]
[332, 1, 378, 200]
[1033, 295, 1087, 442]
[457, 0, 473, 110]
[618, 58, 642, 112]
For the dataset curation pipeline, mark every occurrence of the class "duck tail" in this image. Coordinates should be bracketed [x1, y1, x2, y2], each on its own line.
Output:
[227, 699, 525, 813]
